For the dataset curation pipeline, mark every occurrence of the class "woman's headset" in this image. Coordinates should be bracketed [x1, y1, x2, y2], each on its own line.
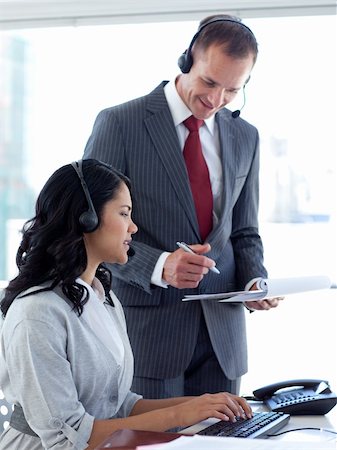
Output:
[71, 160, 99, 233]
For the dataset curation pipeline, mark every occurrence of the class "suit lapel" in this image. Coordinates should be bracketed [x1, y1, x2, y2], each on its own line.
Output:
[144, 83, 200, 239]
[212, 111, 238, 236]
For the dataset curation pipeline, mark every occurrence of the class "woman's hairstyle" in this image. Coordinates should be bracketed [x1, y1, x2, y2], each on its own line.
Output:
[1, 159, 131, 317]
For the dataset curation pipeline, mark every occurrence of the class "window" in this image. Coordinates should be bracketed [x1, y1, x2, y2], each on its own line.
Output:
[0, 15, 336, 391]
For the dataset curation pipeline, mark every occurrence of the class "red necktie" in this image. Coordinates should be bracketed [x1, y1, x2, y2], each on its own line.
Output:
[183, 116, 213, 241]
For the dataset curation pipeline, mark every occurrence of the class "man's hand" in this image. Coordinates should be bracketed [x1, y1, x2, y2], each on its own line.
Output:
[245, 281, 284, 310]
[163, 243, 216, 288]
[245, 297, 284, 311]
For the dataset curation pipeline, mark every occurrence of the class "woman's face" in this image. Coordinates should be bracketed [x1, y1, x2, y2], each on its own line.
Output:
[84, 182, 138, 267]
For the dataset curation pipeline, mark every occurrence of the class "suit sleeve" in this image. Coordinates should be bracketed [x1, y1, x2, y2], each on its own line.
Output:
[84, 109, 127, 171]
[84, 109, 163, 294]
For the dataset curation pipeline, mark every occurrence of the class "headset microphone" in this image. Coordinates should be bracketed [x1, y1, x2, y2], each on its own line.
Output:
[231, 109, 241, 119]
[231, 84, 247, 119]
[127, 246, 135, 257]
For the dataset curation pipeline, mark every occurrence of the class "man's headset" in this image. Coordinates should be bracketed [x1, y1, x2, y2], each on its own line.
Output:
[178, 17, 256, 118]
[178, 17, 256, 74]
[71, 160, 99, 233]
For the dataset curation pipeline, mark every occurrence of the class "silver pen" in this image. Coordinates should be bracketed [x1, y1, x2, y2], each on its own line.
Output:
[176, 241, 220, 275]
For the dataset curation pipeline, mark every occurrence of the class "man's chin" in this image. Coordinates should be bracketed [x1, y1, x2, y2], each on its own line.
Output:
[194, 107, 217, 120]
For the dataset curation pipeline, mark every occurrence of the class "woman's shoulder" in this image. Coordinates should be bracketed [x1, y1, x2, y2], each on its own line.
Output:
[5, 285, 73, 325]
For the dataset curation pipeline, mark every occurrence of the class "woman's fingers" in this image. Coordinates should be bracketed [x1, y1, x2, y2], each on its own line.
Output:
[174, 392, 253, 428]
[201, 393, 252, 421]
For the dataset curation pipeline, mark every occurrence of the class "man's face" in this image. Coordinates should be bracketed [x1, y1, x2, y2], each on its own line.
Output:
[176, 44, 255, 120]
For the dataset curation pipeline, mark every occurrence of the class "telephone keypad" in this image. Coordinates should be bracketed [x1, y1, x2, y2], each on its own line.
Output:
[272, 391, 316, 405]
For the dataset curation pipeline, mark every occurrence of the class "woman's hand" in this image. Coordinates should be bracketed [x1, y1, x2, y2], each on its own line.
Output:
[89, 393, 252, 447]
[171, 392, 252, 428]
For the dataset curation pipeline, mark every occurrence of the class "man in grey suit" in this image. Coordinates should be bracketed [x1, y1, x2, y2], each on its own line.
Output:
[83, 14, 282, 398]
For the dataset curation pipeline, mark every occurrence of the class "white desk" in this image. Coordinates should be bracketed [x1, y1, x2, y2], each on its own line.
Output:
[182, 402, 337, 445]
[95, 406, 337, 449]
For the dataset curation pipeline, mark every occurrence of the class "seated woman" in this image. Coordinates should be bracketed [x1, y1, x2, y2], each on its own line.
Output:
[0, 159, 252, 449]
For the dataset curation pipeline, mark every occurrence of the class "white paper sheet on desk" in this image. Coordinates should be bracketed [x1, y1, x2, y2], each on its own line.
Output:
[136, 434, 336, 449]
[182, 275, 331, 302]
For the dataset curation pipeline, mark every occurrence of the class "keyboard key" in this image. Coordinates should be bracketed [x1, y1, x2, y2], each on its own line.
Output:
[197, 412, 290, 439]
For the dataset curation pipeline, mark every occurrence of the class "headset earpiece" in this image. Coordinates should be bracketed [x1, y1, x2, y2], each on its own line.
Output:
[71, 160, 99, 233]
[178, 50, 192, 74]
[78, 210, 98, 233]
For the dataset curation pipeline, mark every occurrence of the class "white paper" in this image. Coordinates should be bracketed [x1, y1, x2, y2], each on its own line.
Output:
[182, 275, 331, 303]
[136, 434, 336, 450]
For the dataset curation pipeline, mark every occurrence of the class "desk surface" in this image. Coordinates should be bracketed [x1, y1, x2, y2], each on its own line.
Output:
[95, 429, 183, 449]
[95, 405, 337, 449]
[183, 402, 337, 443]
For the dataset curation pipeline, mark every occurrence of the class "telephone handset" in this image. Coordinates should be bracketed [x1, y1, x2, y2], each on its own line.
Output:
[253, 379, 337, 415]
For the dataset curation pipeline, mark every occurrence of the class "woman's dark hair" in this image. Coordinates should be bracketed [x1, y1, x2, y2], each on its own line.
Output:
[1, 159, 131, 317]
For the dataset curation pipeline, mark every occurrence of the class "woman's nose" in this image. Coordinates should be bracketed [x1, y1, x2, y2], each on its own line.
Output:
[130, 220, 138, 234]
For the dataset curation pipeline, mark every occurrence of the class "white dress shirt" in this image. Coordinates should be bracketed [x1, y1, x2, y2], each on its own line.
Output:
[164, 78, 224, 221]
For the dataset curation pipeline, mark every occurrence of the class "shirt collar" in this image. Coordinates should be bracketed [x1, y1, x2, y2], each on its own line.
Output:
[164, 78, 216, 135]
[76, 277, 106, 303]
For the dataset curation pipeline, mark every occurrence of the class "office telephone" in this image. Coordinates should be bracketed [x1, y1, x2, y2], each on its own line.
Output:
[253, 379, 337, 415]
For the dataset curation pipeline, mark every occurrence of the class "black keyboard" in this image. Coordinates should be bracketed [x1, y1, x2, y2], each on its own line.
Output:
[197, 411, 290, 439]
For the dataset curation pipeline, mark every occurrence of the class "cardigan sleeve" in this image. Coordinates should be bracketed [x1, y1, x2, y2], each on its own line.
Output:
[3, 317, 94, 449]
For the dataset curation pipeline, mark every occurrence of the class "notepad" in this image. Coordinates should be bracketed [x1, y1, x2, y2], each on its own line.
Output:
[182, 275, 331, 303]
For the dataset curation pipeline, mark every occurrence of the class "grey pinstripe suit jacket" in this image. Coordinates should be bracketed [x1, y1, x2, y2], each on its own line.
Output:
[83, 82, 267, 381]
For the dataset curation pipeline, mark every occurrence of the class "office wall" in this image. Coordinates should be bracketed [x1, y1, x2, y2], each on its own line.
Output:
[0, 0, 336, 29]
[0, 8, 336, 394]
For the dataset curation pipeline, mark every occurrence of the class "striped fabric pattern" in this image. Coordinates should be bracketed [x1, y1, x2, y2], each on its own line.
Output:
[83, 82, 267, 384]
